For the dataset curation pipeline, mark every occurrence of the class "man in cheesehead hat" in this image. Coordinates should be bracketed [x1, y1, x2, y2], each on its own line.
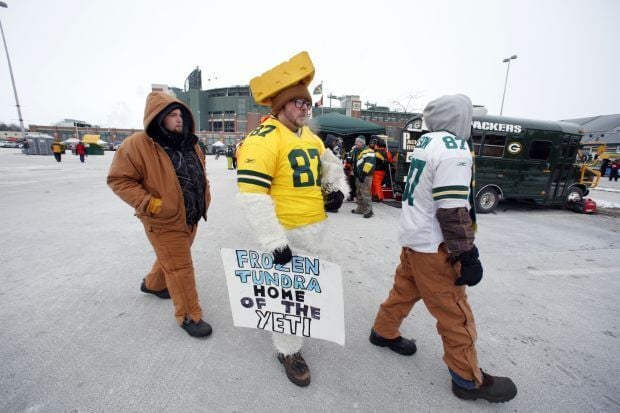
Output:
[236, 51, 349, 387]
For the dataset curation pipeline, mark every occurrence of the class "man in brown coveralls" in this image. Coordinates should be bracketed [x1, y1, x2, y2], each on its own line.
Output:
[107, 91, 212, 338]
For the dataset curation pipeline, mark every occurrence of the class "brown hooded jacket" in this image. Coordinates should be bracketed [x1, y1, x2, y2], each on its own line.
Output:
[107, 92, 211, 231]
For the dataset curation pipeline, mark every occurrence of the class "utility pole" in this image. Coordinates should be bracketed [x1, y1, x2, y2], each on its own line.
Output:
[0, 2, 27, 141]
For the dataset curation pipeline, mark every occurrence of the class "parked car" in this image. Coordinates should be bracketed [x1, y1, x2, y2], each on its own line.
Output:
[0, 140, 21, 148]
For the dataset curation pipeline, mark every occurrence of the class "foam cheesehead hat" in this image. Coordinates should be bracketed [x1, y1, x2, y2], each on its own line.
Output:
[249, 51, 315, 114]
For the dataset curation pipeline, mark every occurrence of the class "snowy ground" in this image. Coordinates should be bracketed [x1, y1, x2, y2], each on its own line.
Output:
[0, 149, 619, 413]
[588, 179, 620, 211]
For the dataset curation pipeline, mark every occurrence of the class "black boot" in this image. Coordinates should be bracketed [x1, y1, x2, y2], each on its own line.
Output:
[181, 319, 213, 338]
[452, 371, 517, 403]
[140, 279, 170, 299]
[369, 329, 417, 355]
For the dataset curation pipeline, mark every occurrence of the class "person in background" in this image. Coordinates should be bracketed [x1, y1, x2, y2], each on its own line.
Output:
[599, 159, 609, 177]
[369, 135, 392, 203]
[350, 135, 376, 218]
[369, 94, 517, 403]
[51, 140, 63, 162]
[107, 91, 213, 339]
[324, 134, 344, 159]
[76, 141, 87, 163]
[344, 147, 356, 202]
[232, 138, 241, 169]
[610, 160, 619, 182]
[226, 144, 235, 170]
[323, 134, 349, 212]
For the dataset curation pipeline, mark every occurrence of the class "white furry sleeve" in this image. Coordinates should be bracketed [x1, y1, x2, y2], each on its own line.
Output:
[320, 149, 350, 195]
[236, 192, 288, 251]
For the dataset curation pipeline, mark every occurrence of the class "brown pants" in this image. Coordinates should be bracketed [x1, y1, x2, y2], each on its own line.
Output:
[144, 225, 203, 325]
[373, 245, 482, 385]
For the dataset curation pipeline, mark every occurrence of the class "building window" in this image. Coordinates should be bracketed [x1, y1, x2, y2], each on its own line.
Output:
[211, 121, 223, 132]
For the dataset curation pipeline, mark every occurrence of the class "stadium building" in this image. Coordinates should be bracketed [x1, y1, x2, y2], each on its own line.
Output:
[29, 67, 415, 148]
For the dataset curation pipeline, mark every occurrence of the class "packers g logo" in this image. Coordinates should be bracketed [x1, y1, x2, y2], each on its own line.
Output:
[507, 142, 522, 154]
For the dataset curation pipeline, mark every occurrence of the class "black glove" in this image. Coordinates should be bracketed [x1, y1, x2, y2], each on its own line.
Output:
[324, 190, 345, 211]
[273, 245, 292, 265]
[454, 245, 483, 286]
[358, 175, 365, 183]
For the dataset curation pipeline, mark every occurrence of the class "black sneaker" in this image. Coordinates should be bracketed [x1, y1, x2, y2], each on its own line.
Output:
[181, 319, 213, 338]
[363, 211, 374, 218]
[369, 329, 417, 355]
[140, 279, 170, 299]
[277, 352, 311, 387]
[452, 371, 517, 403]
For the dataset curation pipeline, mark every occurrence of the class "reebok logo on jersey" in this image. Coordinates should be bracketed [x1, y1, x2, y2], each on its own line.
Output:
[456, 162, 468, 166]
[244, 159, 256, 164]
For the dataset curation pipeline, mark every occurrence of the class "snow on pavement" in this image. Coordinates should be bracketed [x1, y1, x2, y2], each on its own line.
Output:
[0, 149, 619, 413]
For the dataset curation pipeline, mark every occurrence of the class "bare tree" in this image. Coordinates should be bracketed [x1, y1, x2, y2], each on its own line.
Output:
[392, 90, 424, 113]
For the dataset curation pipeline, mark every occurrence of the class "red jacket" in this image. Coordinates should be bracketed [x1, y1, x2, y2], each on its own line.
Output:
[76, 143, 87, 155]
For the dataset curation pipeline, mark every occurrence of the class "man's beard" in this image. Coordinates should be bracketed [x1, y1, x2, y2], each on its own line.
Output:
[165, 126, 183, 135]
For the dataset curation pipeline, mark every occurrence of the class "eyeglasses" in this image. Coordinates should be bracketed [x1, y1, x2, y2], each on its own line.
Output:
[292, 99, 312, 110]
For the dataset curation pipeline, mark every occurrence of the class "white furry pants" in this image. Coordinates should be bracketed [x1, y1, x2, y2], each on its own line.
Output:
[272, 220, 326, 355]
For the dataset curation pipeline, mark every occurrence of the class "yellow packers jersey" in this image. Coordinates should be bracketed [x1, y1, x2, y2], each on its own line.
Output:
[237, 117, 327, 229]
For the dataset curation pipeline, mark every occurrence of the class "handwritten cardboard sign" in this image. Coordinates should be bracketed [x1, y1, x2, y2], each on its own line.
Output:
[220, 248, 345, 346]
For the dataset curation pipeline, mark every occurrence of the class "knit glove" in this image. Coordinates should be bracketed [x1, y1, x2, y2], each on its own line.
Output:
[273, 245, 292, 265]
[454, 245, 483, 287]
[147, 198, 162, 215]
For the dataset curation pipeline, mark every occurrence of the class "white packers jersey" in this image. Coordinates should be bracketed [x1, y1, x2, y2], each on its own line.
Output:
[398, 131, 473, 252]
[237, 117, 327, 229]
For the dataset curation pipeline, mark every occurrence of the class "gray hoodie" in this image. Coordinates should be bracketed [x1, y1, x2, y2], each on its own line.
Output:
[423, 94, 473, 139]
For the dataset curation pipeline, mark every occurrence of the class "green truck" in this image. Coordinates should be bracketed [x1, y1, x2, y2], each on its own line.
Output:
[395, 114, 597, 213]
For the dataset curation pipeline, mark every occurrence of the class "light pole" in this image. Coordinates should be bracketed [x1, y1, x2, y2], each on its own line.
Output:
[0, 2, 26, 140]
[500, 54, 517, 116]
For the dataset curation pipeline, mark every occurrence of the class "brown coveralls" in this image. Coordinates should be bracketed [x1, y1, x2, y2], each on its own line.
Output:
[373, 244, 482, 385]
[107, 92, 211, 325]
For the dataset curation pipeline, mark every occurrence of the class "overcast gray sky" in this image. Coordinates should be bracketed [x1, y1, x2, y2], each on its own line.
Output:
[0, 0, 617, 129]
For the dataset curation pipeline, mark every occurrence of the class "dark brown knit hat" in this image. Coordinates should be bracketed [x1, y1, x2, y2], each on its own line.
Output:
[270, 83, 312, 114]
